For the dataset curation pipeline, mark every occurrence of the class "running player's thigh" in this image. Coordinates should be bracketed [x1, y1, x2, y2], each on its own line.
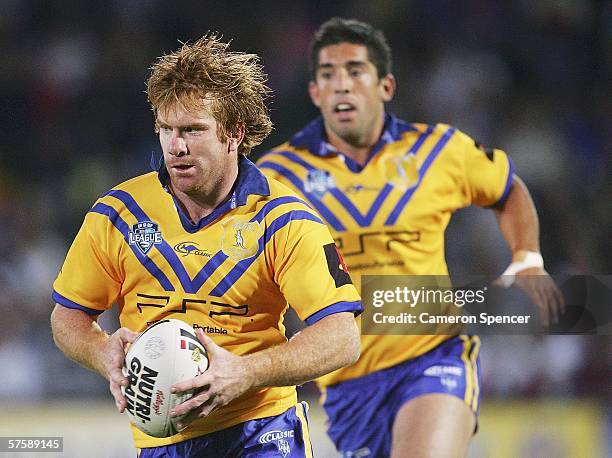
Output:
[391, 393, 475, 458]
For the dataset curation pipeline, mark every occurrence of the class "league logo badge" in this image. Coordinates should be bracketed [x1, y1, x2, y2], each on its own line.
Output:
[221, 217, 262, 261]
[304, 169, 336, 199]
[128, 221, 162, 255]
[384, 155, 419, 190]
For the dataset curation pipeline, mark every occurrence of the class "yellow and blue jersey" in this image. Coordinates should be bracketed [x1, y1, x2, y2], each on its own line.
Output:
[53, 156, 361, 448]
[257, 114, 512, 388]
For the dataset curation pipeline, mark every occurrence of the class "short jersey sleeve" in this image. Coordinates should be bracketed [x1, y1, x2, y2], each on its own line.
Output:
[273, 214, 362, 326]
[456, 129, 514, 208]
[52, 210, 122, 315]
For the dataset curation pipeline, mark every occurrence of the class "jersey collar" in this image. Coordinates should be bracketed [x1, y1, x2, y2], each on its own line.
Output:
[156, 155, 270, 232]
[288, 113, 417, 172]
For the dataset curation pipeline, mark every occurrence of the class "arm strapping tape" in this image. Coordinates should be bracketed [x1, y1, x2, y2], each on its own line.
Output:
[498, 251, 544, 288]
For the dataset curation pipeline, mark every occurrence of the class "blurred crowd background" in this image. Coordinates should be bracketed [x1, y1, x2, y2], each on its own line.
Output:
[0, 0, 610, 456]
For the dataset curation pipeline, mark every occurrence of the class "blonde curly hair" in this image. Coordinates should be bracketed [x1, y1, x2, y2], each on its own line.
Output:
[147, 34, 273, 156]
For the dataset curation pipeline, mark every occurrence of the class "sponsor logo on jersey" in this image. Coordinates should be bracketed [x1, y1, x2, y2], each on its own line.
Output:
[259, 430, 295, 444]
[146, 322, 229, 335]
[173, 241, 212, 258]
[193, 323, 229, 335]
[128, 221, 162, 255]
[221, 217, 262, 261]
[384, 155, 419, 189]
[343, 184, 380, 194]
[304, 169, 336, 199]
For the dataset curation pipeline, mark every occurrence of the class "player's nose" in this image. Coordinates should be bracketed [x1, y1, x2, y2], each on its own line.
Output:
[168, 131, 188, 157]
[334, 69, 352, 93]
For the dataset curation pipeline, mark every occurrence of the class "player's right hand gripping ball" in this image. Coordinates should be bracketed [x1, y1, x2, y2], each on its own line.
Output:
[122, 319, 208, 437]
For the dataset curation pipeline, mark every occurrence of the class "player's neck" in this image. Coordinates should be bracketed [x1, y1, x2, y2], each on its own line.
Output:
[325, 118, 385, 166]
[170, 171, 237, 224]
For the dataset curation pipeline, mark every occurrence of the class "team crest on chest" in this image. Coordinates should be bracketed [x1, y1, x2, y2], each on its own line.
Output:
[128, 220, 163, 255]
[384, 155, 419, 189]
[221, 217, 262, 261]
[304, 169, 336, 199]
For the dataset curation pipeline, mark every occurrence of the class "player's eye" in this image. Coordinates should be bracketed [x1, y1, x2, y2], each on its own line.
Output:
[350, 69, 363, 77]
[184, 126, 206, 135]
[158, 126, 172, 134]
[318, 71, 333, 80]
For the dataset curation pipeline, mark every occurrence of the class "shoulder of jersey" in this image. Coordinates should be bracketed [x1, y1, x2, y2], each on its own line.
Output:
[263, 175, 313, 210]
[108, 171, 160, 194]
[256, 142, 297, 163]
[430, 122, 473, 144]
[93, 172, 160, 205]
[412, 122, 476, 157]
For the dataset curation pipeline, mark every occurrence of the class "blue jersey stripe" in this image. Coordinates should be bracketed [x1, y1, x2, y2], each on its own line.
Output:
[277, 152, 396, 227]
[188, 251, 229, 291]
[488, 156, 515, 208]
[52, 290, 104, 315]
[258, 162, 346, 231]
[103, 190, 321, 294]
[105, 190, 200, 292]
[385, 127, 455, 225]
[106, 190, 236, 294]
[209, 211, 324, 297]
[304, 300, 363, 326]
[276, 151, 313, 170]
[328, 185, 394, 226]
[251, 195, 313, 223]
[90, 203, 175, 291]
[406, 125, 434, 156]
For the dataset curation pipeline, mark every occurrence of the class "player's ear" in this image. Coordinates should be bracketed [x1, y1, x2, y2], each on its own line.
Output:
[379, 73, 396, 102]
[227, 126, 245, 154]
[308, 81, 321, 108]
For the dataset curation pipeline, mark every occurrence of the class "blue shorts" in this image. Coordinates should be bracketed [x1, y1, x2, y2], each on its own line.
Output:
[139, 402, 312, 458]
[323, 335, 481, 457]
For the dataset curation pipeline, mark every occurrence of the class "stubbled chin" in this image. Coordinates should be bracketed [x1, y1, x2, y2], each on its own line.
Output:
[170, 173, 200, 191]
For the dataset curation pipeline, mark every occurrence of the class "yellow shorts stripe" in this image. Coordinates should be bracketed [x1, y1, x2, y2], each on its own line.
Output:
[469, 335, 481, 412]
[459, 335, 474, 408]
[295, 401, 313, 458]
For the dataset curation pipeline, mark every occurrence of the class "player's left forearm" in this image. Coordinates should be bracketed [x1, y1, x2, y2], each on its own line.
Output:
[493, 175, 540, 260]
[244, 312, 360, 389]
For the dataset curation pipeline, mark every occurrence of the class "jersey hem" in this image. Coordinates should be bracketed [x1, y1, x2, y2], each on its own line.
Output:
[132, 397, 299, 448]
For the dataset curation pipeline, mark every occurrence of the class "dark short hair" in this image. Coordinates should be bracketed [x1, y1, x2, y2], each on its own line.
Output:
[309, 17, 392, 80]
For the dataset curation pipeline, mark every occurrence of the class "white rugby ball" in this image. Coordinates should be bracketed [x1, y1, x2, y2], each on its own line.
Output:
[122, 319, 208, 437]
